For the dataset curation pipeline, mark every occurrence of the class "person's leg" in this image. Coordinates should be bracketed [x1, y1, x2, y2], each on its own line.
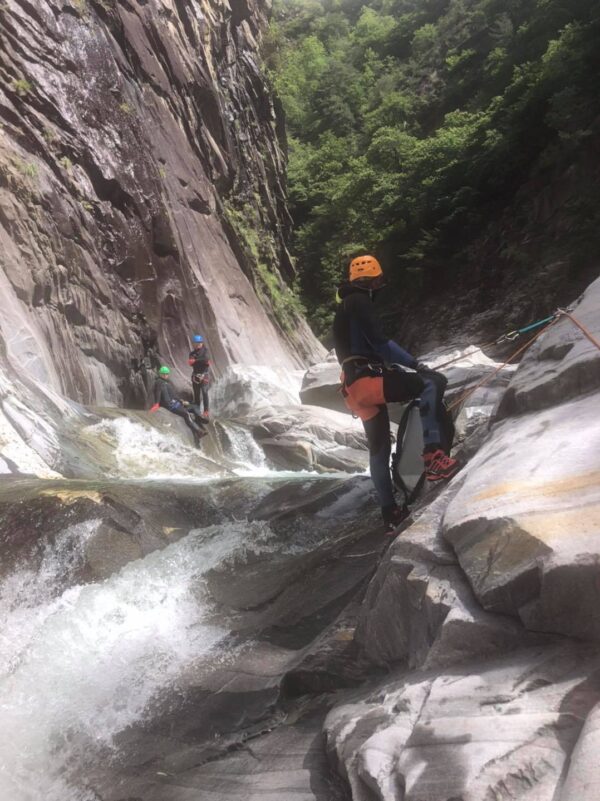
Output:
[202, 383, 209, 414]
[383, 369, 458, 481]
[171, 406, 204, 445]
[363, 406, 409, 531]
[363, 406, 394, 509]
[192, 377, 201, 406]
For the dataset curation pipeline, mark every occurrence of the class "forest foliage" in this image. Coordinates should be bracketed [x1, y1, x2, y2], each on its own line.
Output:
[267, 0, 600, 334]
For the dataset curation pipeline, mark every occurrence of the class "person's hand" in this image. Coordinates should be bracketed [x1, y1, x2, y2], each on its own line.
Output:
[415, 362, 430, 372]
[149, 403, 160, 413]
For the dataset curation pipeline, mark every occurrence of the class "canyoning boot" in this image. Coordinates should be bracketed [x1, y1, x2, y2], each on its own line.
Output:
[382, 503, 410, 535]
[423, 449, 460, 482]
[202, 410, 210, 421]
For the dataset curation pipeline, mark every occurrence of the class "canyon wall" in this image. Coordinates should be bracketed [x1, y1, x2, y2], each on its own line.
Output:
[0, 0, 323, 409]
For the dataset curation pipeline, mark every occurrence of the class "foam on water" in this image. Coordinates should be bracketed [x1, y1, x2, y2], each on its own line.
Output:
[0, 519, 276, 800]
[84, 416, 222, 480]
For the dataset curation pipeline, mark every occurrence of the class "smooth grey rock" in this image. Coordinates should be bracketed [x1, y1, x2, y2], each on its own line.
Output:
[560, 700, 600, 801]
[497, 275, 600, 418]
[300, 360, 347, 415]
[326, 645, 600, 801]
[249, 405, 368, 474]
[84, 522, 143, 580]
[444, 390, 600, 639]
[355, 486, 536, 671]
[442, 279, 600, 640]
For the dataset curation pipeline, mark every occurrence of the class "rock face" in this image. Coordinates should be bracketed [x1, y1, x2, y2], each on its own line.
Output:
[444, 278, 600, 640]
[326, 644, 600, 801]
[250, 404, 368, 473]
[0, 0, 323, 412]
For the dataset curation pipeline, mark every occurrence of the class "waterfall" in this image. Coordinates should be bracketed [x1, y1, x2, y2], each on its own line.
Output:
[0, 519, 279, 800]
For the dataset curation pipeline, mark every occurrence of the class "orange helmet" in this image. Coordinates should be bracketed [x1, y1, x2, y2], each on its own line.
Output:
[349, 254, 383, 282]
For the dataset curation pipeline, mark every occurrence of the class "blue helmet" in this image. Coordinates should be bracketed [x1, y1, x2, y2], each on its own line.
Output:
[192, 334, 204, 344]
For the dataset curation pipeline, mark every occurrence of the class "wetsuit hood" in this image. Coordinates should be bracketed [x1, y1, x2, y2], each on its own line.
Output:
[337, 281, 380, 302]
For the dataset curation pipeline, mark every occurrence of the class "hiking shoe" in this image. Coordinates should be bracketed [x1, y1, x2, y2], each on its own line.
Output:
[423, 449, 459, 482]
[382, 503, 410, 534]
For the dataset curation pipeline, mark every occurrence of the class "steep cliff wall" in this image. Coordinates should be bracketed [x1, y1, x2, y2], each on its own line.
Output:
[0, 0, 322, 408]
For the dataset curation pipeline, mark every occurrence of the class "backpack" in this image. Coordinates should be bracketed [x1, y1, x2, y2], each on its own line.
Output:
[391, 369, 455, 505]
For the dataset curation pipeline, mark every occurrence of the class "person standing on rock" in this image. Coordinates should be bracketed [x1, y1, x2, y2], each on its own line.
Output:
[150, 365, 207, 448]
[332, 255, 459, 532]
[188, 334, 211, 419]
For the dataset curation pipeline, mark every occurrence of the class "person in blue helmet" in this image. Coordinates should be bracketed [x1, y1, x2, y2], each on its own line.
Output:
[188, 334, 211, 418]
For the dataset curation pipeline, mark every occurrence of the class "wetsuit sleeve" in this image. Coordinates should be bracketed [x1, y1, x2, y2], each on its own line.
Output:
[352, 295, 417, 369]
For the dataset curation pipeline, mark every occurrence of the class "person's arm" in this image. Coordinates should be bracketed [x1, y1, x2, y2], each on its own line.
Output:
[352, 295, 418, 368]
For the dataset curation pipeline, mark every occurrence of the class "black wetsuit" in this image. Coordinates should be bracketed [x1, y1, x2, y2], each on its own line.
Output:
[153, 377, 205, 443]
[332, 282, 444, 511]
[188, 345, 210, 411]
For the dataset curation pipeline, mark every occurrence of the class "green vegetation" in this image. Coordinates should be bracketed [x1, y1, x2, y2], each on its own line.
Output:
[224, 201, 306, 333]
[268, 0, 600, 333]
[15, 159, 38, 179]
[71, 0, 88, 17]
[119, 102, 133, 115]
[12, 78, 32, 96]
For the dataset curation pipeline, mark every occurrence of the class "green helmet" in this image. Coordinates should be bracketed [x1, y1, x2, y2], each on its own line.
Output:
[158, 365, 171, 376]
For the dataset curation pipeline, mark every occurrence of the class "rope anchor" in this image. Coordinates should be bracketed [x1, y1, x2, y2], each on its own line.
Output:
[447, 307, 599, 414]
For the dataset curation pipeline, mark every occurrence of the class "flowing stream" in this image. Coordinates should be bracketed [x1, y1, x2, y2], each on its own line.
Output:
[0, 506, 300, 799]
[0, 356, 377, 800]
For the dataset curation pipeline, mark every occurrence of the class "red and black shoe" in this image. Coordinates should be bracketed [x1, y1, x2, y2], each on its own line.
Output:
[382, 503, 411, 535]
[423, 449, 460, 482]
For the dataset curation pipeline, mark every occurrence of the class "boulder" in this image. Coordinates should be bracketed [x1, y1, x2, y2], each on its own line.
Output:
[249, 405, 368, 473]
[354, 484, 543, 672]
[210, 365, 303, 418]
[300, 355, 347, 415]
[444, 278, 600, 640]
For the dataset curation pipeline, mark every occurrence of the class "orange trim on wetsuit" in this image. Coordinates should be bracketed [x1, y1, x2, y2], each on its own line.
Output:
[341, 372, 385, 421]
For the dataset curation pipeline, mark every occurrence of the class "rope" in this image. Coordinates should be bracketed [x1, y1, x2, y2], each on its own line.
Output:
[557, 308, 600, 351]
[447, 318, 560, 412]
[430, 313, 559, 372]
[446, 307, 600, 414]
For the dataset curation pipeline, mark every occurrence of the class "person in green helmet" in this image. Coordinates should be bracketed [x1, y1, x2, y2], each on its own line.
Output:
[150, 366, 207, 447]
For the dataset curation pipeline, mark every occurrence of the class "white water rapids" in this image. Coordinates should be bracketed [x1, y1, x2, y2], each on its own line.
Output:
[0, 365, 365, 798]
[0, 516, 283, 800]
